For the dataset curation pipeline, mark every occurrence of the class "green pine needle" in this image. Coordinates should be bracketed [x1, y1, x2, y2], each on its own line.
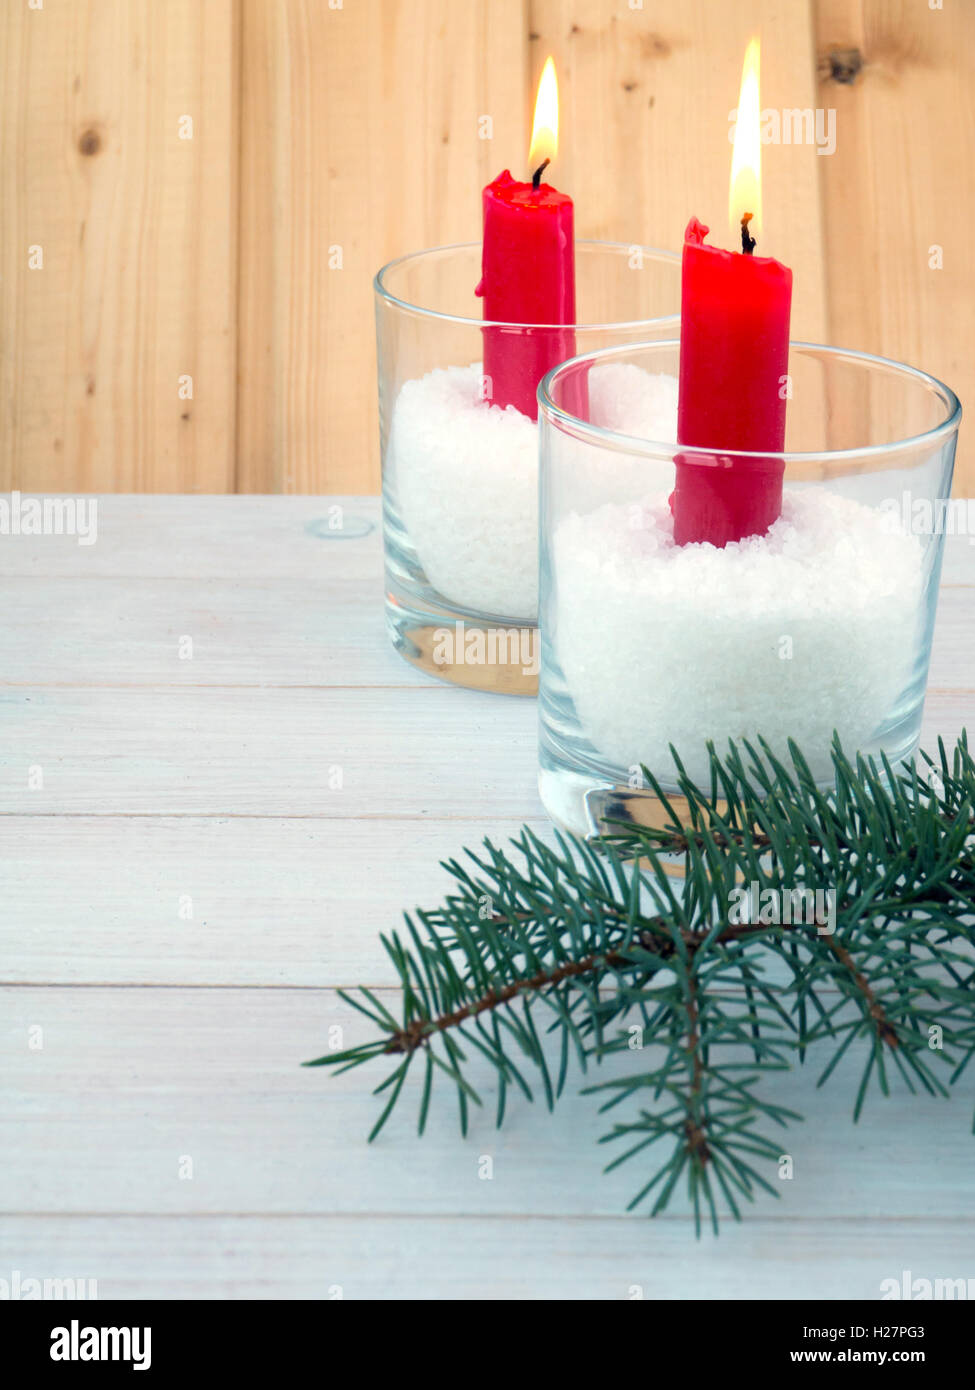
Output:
[305, 733, 975, 1231]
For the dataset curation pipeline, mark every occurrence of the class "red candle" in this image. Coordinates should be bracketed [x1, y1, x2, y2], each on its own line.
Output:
[671, 39, 793, 547]
[475, 58, 575, 419]
[672, 218, 792, 546]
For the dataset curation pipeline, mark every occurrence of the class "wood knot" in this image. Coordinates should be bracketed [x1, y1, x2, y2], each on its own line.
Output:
[78, 127, 102, 157]
[823, 47, 863, 84]
[641, 33, 672, 60]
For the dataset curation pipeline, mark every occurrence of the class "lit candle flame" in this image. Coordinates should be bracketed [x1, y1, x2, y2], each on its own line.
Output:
[529, 56, 559, 176]
[729, 37, 762, 244]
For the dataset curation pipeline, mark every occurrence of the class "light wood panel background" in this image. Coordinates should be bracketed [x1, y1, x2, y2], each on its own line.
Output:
[1, 0, 971, 495]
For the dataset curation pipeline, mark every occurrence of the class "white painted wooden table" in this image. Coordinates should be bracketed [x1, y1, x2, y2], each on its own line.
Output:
[2, 496, 974, 1300]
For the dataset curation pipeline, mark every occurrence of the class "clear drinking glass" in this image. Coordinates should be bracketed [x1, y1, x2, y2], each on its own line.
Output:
[537, 339, 962, 836]
[375, 241, 681, 695]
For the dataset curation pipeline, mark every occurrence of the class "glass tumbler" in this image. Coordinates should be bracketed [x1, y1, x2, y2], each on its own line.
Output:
[537, 339, 962, 836]
[375, 241, 681, 695]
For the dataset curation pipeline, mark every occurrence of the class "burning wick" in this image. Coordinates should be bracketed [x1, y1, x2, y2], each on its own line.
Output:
[740, 212, 756, 255]
[532, 157, 551, 191]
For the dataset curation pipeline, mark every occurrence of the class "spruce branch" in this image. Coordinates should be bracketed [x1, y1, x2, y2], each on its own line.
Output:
[307, 733, 975, 1230]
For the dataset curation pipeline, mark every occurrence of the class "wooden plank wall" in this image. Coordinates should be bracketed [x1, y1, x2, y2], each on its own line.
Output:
[0, 0, 238, 493]
[1, 0, 971, 495]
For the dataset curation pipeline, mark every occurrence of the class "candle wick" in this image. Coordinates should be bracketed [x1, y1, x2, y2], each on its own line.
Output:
[740, 212, 756, 255]
[532, 158, 550, 190]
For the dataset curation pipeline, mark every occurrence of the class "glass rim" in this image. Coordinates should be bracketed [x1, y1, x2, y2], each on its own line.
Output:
[538, 338, 962, 464]
[373, 239, 681, 332]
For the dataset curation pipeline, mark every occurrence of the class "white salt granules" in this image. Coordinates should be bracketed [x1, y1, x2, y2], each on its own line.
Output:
[390, 362, 679, 621]
[552, 489, 925, 785]
[390, 361, 924, 784]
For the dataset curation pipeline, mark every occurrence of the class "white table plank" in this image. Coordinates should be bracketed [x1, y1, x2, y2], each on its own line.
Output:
[0, 579, 971, 690]
[0, 497, 383, 581]
[0, 579, 425, 689]
[3, 1213, 971, 1301]
[3, 986, 973, 1223]
[0, 815, 550, 986]
[940, 531, 975, 586]
[0, 686, 966, 820]
[0, 687, 543, 819]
